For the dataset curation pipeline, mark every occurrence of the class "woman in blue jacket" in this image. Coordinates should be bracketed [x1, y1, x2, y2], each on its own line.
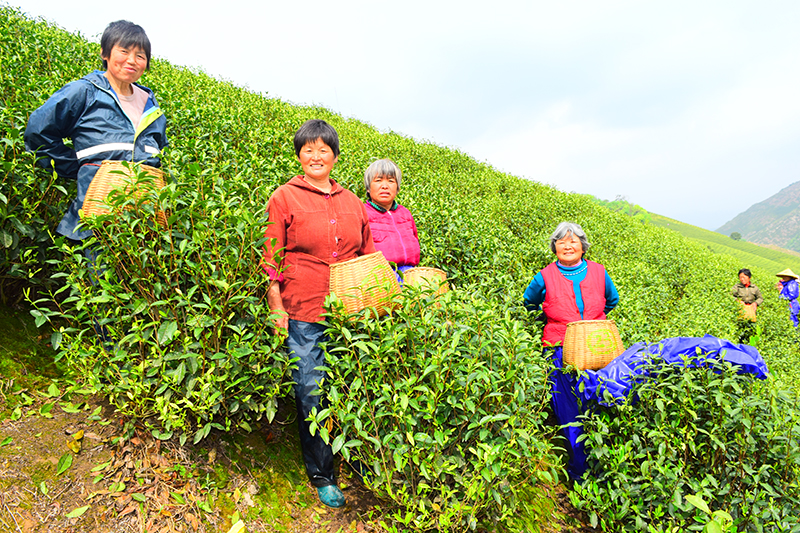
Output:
[25, 20, 168, 242]
[776, 268, 800, 328]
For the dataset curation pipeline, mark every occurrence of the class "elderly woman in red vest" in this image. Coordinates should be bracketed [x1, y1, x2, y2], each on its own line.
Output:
[523, 221, 619, 478]
[363, 159, 420, 281]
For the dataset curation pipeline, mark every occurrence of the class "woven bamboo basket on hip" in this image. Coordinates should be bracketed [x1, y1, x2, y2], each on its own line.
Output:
[738, 301, 757, 322]
[403, 267, 449, 295]
[563, 319, 625, 371]
[329, 252, 400, 316]
[81, 161, 167, 228]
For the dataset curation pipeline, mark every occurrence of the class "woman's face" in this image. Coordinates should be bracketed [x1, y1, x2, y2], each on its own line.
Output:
[369, 174, 398, 210]
[298, 139, 337, 182]
[103, 44, 147, 88]
[739, 273, 751, 285]
[555, 233, 583, 267]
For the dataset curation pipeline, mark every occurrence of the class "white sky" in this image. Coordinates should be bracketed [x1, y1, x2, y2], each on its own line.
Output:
[6, 0, 800, 230]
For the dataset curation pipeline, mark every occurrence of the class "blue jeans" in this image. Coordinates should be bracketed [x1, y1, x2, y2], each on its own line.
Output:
[287, 319, 336, 487]
[69, 238, 112, 345]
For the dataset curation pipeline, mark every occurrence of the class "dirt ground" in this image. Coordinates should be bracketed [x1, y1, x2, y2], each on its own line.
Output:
[0, 393, 598, 533]
[0, 303, 594, 533]
[0, 393, 389, 533]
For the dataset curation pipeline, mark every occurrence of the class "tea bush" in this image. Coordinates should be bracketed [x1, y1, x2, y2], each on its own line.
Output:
[28, 163, 293, 443]
[574, 354, 800, 532]
[316, 286, 561, 531]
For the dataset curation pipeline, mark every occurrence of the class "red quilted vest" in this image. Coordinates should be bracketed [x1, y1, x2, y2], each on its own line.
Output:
[541, 261, 607, 347]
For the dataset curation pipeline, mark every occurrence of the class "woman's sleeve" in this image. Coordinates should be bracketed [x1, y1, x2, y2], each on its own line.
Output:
[788, 280, 800, 301]
[754, 287, 764, 306]
[24, 81, 88, 180]
[522, 272, 546, 312]
[604, 272, 619, 313]
[262, 194, 287, 281]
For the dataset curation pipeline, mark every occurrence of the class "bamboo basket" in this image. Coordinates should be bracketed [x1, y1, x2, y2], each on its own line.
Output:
[563, 319, 625, 371]
[329, 252, 400, 316]
[81, 161, 167, 228]
[403, 267, 449, 295]
[738, 301, 757, 322]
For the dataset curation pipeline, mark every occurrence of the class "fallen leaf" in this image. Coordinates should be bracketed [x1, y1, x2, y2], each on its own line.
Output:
[186, 512, 199, 532]
[66, 438, 81, 454]
[56, 453, 73, 475]
[66, 505, 90, 518]
[227, 519, 246, 533]
[120, 504, 137, 517]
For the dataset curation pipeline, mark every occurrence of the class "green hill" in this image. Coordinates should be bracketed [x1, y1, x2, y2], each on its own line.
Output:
[3, 7, 800, 532]
[650, 213, 800, 279]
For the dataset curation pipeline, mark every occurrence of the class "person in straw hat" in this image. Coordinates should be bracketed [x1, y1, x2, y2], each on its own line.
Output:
[522, 221, 619, 479]
[776, 268, 799, 328]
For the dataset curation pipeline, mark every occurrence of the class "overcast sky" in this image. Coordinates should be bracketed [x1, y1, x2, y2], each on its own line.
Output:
[6, 1, 800, 230]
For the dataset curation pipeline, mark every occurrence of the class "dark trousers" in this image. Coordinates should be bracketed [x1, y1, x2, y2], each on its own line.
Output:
[287, 319, 336, 487]
[549, 347, 589, 479]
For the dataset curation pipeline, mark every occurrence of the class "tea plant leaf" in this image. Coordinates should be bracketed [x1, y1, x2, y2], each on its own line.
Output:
[685, 494, 711, 515]
[56, 453, 73, 475]
[46, 382, 60, 397]
[0, 437, 11, 446]
[90, 459, 113, 472]
[157, 321, 178, 345]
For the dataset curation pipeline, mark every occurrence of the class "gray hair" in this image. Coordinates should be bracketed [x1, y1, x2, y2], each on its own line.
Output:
[364, 159, 402, 193]
[549, 222, 590, 255]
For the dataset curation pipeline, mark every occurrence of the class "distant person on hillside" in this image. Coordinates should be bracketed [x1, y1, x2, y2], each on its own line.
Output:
[776, 268, 800, 328]
[522, 221, 619, 479]
[25, 20, 168, 245]
[363, 159, 420, 281]
[730, 268, 763, 321]
[262, 119, 375, 509]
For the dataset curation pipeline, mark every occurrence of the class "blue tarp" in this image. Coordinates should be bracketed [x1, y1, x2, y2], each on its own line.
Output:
[550, 335, 769, 479]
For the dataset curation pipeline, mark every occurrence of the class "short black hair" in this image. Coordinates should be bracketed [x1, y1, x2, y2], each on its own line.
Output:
[101, 20, 151, 70]
[293, 119, 340, 158]
[738, 268, 752, 278]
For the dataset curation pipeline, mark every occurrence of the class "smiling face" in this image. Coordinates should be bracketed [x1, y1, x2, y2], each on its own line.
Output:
[298, 138, 338, 183]
[739, 272, 751, 285]
[369, 174, 398, 210]
[554, 233, 584, 267]
[103, 44, 147, 93]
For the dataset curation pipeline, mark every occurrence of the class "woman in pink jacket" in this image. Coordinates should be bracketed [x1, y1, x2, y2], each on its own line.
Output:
[363, 159, 420, 280]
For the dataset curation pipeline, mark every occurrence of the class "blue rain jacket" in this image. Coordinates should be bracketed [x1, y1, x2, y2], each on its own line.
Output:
[24, 70, 168, 240]
[552, 335, 769, 479]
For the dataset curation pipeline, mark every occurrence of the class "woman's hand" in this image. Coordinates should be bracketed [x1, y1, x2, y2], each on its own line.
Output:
[267, 281, 288, 337]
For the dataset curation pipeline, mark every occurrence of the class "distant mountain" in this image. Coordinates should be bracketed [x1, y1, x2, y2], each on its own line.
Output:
[590, 194, 800, 274]
[717, 181, 800, 253]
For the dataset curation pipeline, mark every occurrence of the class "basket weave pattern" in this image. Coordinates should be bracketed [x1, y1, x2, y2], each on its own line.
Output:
[81, 161, 167, 227]
[738, 301, 757, 322]
[403, 267, 449, 295]
[329, 252, 400, 316]
[563, 319, 625, 371]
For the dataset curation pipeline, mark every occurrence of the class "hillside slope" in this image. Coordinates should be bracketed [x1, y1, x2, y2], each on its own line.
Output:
[2, 6, 797, 369]
[717, 180, 800, 253]
[651, 213, 800, 276]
